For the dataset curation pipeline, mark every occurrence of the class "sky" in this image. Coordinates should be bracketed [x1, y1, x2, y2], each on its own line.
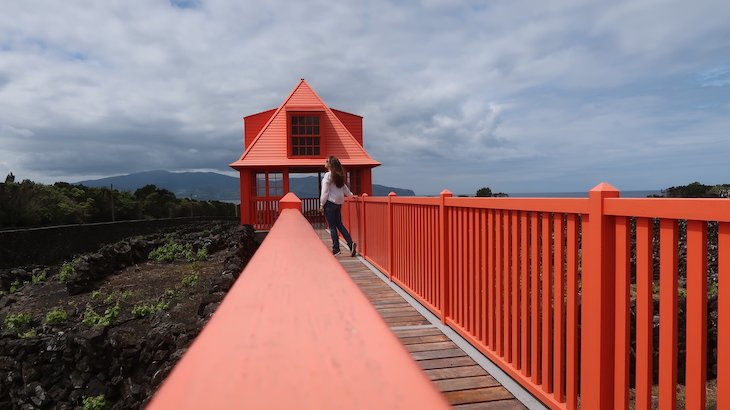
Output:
[0, 0, 729, 196]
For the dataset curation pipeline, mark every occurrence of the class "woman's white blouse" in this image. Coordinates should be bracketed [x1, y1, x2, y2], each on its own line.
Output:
[320, 171, 353, 206]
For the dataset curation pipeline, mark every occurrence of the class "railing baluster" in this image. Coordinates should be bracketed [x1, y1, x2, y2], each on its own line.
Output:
[686, 220, 707, 408]
[636, 217, 653, 410]
[614, 216, 631, 409]
[531, 212, 541, 384]
[554, 214, 565, 403]
[542, 212, 553, 393]
[719, 222, 730, 410]
[512, 211, 520, 368]
[659, 219, 678, 409]
[521, 212, 530, 377]
[566, 214, 579, 410]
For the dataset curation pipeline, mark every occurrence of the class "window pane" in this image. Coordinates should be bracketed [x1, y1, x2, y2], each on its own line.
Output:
[306, 137, 312, 145]
[313, 126, 319, 135]
[313, 137, 319, 145]
[256, 173, 266, 196]
[313, 116, 319, 125]
[292, 116, 298, 125]
[305, 116, 312, 125]
[314, 147, 320, 155]
[299, 126, 306, 135]
[306, 127, 312, 135]
[307, 147, 313, 155]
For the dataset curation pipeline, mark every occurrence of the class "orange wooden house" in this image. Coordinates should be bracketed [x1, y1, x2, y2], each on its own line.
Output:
[230, 79, 380, 227]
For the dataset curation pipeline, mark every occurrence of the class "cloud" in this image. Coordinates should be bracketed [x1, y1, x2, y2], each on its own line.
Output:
[0, 0, 728, 195]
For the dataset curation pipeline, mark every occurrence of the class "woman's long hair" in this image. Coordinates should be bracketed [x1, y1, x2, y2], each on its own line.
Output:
[328, 156, 346, 188]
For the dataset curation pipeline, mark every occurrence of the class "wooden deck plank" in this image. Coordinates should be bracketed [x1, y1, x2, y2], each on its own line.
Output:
[444, 387, 515, 405]
[418, 356, 477, 370]
[434, 376, 501, 392]
[399, 334, 452, 345]
[453, 399, 527, 409]
[411, 348, 468, 361]
[406, 341, 459, 352]
[425, 366, 489, 381]
[316, 229, 523, 409]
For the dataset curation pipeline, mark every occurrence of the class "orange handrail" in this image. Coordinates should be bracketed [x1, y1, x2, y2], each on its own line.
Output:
[148, 193, 450, 409]
[344, 183, 730, 410]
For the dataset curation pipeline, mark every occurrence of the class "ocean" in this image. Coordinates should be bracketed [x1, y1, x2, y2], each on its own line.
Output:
[507, 190, 663, 198]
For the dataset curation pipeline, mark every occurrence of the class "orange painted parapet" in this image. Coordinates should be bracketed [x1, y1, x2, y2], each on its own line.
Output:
[148, 195, 449, 410]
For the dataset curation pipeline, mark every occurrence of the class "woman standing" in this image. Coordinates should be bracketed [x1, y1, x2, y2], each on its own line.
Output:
[320, 156, 357, 256]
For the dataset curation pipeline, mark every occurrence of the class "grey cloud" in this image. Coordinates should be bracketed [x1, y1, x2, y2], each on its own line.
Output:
[0, 0, 729, 194]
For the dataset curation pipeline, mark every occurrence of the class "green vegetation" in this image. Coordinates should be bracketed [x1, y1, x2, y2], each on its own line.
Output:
[31, 271, 47, 284]
[4, 312, 32, 329]
[91, 290, 102, 300]
[131, 300, 169, 318]
[149, 241, 208, 263]
[0, 175, 235, 229]
[181, 270, 199, 288]
[9, 280, 23, 292]
[475, 186, 509, 197]
[45, 308, 68, 325]
[59, 262, 76, 283]
[662, 181, 730, 198]
[19, 329, 37, 338]
[82, 303, 120, 328]
[82, 394, 108, 410]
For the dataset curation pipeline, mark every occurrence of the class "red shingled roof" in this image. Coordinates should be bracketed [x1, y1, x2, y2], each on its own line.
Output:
[230, 79, 380, 168]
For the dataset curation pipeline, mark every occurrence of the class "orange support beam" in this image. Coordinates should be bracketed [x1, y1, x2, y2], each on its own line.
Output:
[148, 194, 448, 409]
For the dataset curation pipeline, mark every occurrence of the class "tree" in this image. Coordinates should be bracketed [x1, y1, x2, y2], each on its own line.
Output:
[475, 187, 492, 197]
[4, 172, 15, 184]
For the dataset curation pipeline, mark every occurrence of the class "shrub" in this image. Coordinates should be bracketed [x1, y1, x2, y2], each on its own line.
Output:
[150, 241, 208, 263]
[59, 262, 75, 283]
[31, 271, 47, 284]
[45, 308, 68, 325]
[91, 290, 103, 300]
[82, 303, 120, 327]
[82, 394, 108, 410]
[104, 291, 119, 304]
[19, 329, 36, 338]
[9, 280, 22, 292]
[181, 271, 199, 288]
[131, 300, 169, 318]
[4, 312, 32, 329]
[196, 247, 209, 261]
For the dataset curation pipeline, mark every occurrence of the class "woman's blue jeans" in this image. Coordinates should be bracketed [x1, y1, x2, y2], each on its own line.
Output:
[323, 201, 353, 252]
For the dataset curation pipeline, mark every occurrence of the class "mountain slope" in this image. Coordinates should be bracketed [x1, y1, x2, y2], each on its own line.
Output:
[76, 170, 414, 200]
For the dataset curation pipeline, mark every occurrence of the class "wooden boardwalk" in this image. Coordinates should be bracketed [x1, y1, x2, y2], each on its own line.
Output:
[317, 230, 528, 409]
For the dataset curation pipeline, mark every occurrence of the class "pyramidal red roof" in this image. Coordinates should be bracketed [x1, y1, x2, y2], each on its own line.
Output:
[230, 79, 380, 168]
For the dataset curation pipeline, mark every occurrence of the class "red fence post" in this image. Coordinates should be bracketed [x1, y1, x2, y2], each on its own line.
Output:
[581, 183, 619, 409]
[361, 193, 368, 257]
[439, 189, 453, 324]
[387, 192, 396, 281]
[280, 193, 302, 213]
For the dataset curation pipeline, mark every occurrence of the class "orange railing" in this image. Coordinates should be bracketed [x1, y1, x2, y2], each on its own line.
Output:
[252, 197, 323, 230]
[148, 193, 449, 409]
[343, 184, 730, 410]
